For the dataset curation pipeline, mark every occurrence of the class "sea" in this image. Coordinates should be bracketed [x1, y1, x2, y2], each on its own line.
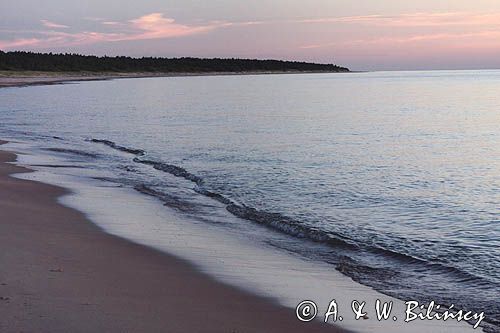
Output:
[1, 70, 499, 332]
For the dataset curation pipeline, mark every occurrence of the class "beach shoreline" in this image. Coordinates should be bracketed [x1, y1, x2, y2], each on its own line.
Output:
[0, 140, 342, 332]
[0, 70, 348, 88]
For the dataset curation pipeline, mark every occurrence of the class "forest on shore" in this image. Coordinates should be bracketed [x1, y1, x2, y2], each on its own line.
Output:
[0, 51, 349, 73]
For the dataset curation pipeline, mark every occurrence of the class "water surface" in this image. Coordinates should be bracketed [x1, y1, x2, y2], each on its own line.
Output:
[1, 70, 499, 332]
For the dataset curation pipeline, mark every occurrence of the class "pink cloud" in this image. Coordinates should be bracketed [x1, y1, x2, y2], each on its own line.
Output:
[297, 11, 500, 57]
[344, 30, 500, 46]
[300, 31, 500, 49]
[296, 12, 500, 28]
[299, 30, 500, 65]
[127, 13, 216, 40]
[0, 38, 43, 49]
[1, 13, 223, 50]
[101, 21, 121, 26]
[40, 20, 69, 29]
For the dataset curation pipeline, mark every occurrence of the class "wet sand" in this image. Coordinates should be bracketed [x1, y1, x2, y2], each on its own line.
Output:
[0, 141, 343, 332]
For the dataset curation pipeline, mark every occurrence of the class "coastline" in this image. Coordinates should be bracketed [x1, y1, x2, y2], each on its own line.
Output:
[0, 141, 341, 332]
[0, 70, 348, 88]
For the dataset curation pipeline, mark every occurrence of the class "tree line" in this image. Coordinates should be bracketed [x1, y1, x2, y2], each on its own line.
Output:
[0, 51, 349, 73]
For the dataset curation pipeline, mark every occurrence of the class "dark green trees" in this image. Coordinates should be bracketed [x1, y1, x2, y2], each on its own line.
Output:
[0, 51, 349, 73]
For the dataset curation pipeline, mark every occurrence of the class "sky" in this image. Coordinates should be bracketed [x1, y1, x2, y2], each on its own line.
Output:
[1, 0, 500, 70]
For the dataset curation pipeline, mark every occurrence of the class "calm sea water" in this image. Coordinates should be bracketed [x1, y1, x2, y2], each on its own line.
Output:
[1, 71, 499, 331]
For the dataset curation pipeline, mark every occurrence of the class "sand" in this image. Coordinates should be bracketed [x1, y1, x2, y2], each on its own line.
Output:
[0, 72, 187, 88]
[0, 70, 340, 88]
[0, 141, 344, 332]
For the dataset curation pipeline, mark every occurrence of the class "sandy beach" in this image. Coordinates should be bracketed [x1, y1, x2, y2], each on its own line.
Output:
[0, 141, 342, 332]
[0, 70, 341, 88]
[0, 73, 136, 88]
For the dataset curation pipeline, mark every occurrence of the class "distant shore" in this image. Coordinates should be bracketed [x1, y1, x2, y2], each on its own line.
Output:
[0, 70, 348, 88]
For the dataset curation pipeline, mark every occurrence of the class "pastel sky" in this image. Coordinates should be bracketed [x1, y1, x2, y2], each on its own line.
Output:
[2, 0, 500, 70]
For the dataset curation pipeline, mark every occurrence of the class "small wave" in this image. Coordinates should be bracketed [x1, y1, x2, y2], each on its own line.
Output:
[134, 183, 165, 197]
[90, 139, 363, 251]
[130, 154, 360, 250]
[134, 184, 198, 212]
[45, 147, 99, 158]
[225, 203, 358, 249]
[336, 256, 398, 281]
[367, 244, 497, 287]
[131, 154, 361, 250]
[89, 139, 145, 156]
[194, 187, 233, 205]
[32, 164, 86, 169]
[133, 157, 203, 184]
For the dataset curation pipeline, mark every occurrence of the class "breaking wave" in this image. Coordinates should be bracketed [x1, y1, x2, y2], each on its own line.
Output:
[89, 139, 145, 156]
